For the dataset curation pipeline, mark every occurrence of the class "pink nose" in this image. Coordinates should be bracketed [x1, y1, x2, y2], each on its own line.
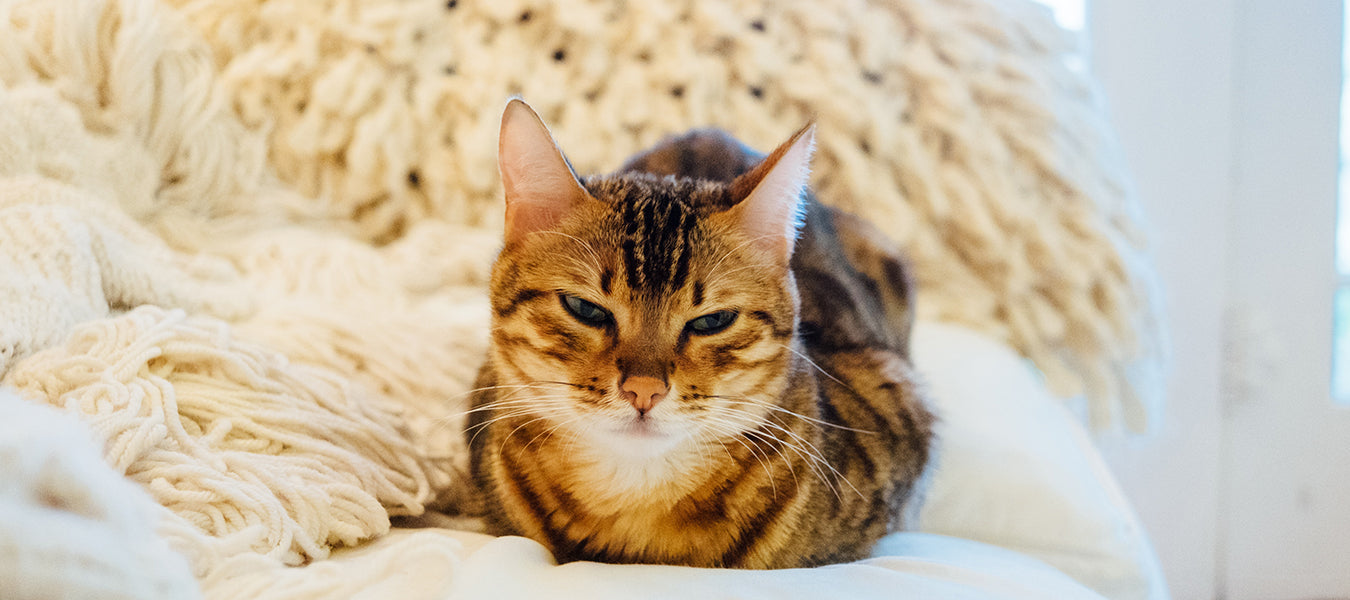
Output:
[621, 376, 669, 414]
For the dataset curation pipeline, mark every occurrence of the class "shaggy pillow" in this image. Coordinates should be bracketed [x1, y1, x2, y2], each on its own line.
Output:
[161, 0, 1165, 431]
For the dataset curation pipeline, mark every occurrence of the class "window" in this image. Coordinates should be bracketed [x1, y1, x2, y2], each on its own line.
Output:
[1036, 0, 1088, 72]
[1037, 0, 1086, 31]
[1335, 2, 1350, 403]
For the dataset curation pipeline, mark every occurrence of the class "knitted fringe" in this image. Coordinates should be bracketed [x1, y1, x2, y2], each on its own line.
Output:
[3, 306, 436, 566]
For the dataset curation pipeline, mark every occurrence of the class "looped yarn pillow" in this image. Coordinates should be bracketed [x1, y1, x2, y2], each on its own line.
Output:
[166, 0, 1164, 429]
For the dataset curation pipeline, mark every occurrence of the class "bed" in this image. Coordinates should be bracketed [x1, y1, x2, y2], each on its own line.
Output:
[0, 322, 1165, 599]
[0, 0, 1169, 598]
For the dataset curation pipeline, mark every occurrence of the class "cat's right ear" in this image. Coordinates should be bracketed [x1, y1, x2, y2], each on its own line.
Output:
[719, 123, 815, 265]
[498, 99, 592, 244]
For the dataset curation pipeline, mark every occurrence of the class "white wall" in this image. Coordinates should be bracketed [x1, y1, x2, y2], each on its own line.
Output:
[1089, 1, 1233, 598]
[1220, 2, 1349, 598]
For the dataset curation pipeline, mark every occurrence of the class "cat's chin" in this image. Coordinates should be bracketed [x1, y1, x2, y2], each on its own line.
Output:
[591, 416, 688, 458]
[574, 416, 701, 493]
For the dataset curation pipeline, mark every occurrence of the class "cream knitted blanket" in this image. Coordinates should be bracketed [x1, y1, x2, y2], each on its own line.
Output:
[0, 0, 1162, 595]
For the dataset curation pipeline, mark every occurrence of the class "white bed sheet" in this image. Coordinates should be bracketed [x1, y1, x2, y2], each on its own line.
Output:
[282, 528, 1107, 600]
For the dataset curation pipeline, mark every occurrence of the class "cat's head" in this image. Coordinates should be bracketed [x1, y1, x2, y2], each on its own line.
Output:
[487, 99, 814, 463]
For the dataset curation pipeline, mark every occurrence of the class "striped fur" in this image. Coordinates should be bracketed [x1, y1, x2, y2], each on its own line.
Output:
[467, 122, 934, 569]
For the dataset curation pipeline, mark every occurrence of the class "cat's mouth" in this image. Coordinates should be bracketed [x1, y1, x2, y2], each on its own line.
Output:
[613, 417, 666, 439]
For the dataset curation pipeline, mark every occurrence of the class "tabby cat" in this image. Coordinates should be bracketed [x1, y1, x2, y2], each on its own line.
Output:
[465, 99, 934, 569]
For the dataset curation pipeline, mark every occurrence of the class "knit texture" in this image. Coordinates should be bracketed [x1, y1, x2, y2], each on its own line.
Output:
[4, 306, 439, 566]
[167, 0, 1165, 429]
[0, 0, 1163, 595]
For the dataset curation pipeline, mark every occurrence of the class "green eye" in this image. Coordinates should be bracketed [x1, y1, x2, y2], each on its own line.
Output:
[561, 294, 611, 326]
[686, 310, 738, 335]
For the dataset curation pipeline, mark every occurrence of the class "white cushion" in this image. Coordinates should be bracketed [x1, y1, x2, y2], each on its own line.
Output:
[442, 530, 1106, 600]
[206, 527, 1106, 599]
[911, 321, 1168, 600]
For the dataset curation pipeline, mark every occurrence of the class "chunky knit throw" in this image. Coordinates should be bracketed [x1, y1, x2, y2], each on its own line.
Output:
[166, 0, 1163, 428]
[0, 0, 1163, 595]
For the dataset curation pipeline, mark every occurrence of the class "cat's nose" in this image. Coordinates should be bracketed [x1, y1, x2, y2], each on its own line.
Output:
[621, 376, 669, 415]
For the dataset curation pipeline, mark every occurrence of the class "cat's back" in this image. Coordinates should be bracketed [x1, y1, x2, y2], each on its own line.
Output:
[618, 129, 764, 184]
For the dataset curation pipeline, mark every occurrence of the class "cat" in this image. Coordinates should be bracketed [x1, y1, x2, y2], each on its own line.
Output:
[464, 99, 934, 569]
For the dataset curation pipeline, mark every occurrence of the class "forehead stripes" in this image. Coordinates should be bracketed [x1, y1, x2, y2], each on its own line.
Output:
[621, 193, 692, 295]
[586, 177, 702, 297]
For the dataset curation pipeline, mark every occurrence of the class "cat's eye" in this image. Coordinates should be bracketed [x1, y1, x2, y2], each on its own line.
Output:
[686, 310, 738, 335]
[560, 294, 611, 326]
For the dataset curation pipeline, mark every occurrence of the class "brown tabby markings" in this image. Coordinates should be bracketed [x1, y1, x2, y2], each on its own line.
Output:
[468, 103, 933, 569]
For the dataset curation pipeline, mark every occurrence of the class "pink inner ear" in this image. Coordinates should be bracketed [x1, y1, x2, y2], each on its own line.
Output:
[498, 99, 591, 243]
[724, 124, 816, 263]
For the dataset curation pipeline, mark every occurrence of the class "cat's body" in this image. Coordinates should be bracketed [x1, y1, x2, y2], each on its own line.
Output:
[466, 101, 933, 569]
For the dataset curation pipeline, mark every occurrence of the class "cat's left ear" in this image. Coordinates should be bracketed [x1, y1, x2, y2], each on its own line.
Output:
[498, 98, 594, 244]
[720, 123, 816, 265]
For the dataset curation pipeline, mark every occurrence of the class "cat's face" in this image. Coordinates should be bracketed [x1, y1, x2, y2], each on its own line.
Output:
[487, 100, 814, 465]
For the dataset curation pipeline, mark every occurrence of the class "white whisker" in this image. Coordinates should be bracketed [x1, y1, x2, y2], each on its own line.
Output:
[777, 343, 854, 392]
[711, 396, 876, 434]
[698, 417, 784, 496]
